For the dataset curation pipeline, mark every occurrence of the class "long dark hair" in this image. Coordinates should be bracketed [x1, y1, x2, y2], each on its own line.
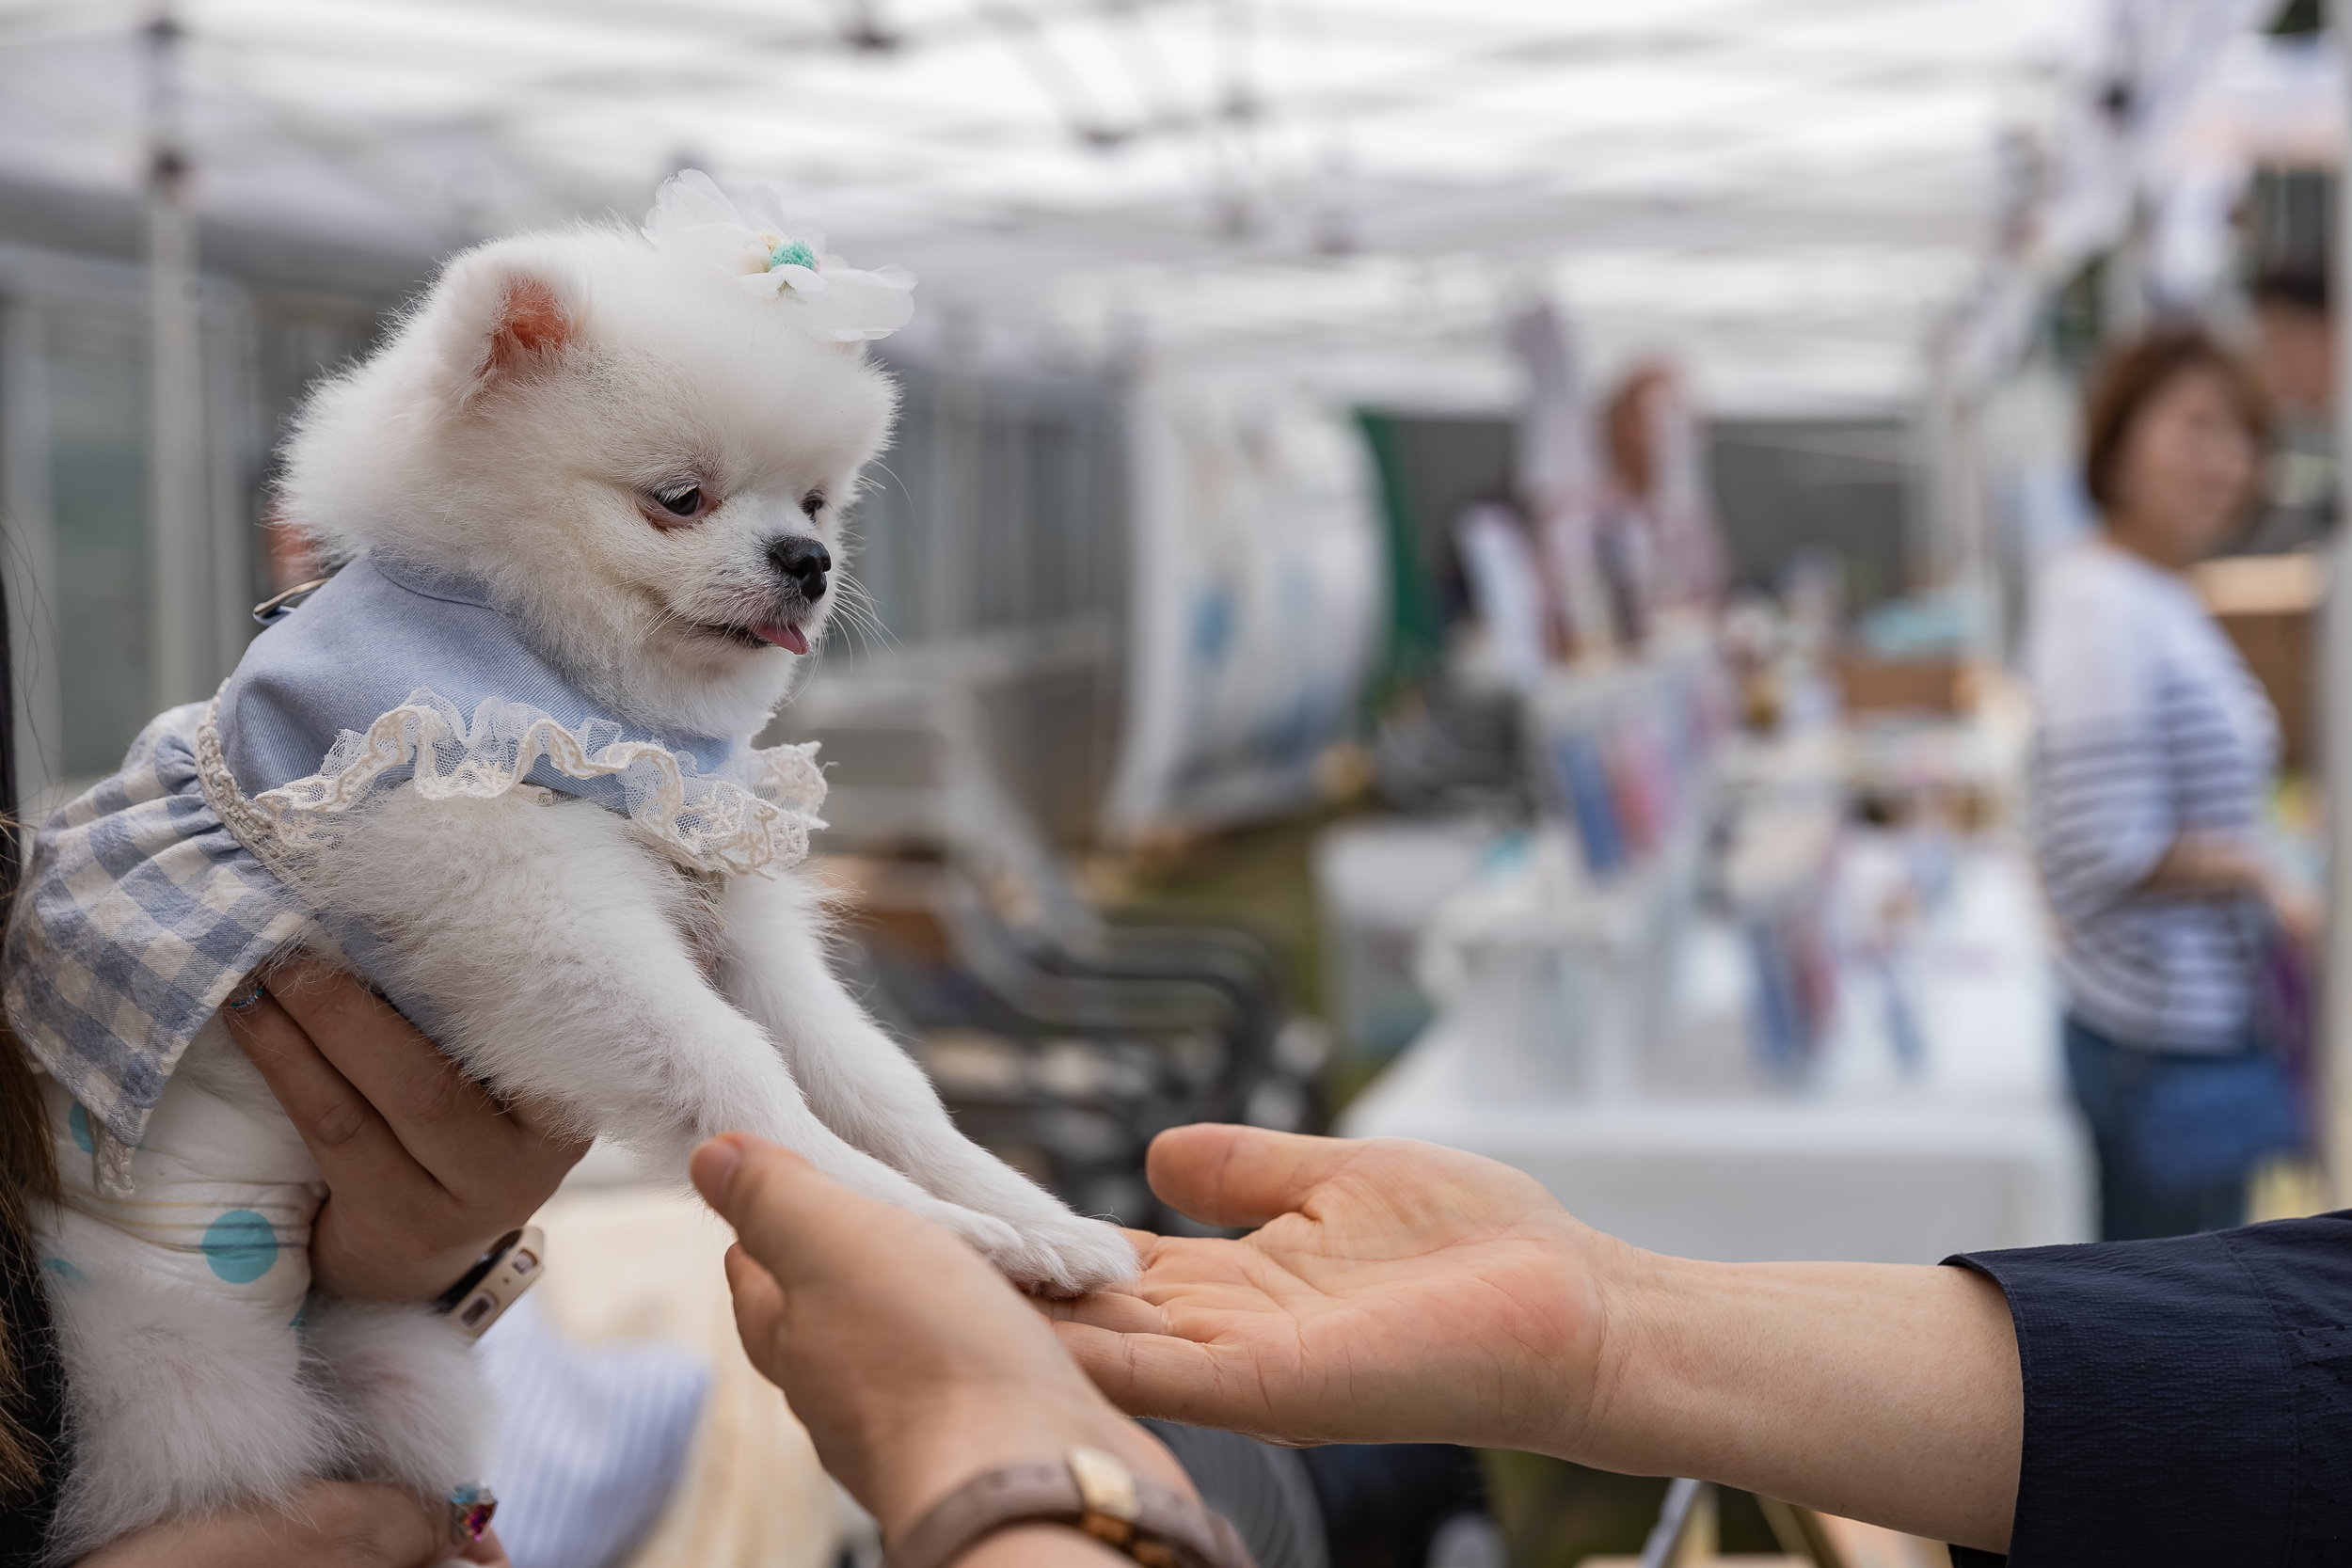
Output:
[0, 562, 53, 1499]
[0, 1041, 51, 1500]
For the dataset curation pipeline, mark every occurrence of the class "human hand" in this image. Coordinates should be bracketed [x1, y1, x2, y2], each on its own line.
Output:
[227, 956, 590, 1301]
[1051, 1124, 2023, 1552]
[688, 1132, 1194, 1544]
[1043, 1123, 1614, 1455]
[75, 1479, 507, 1568]
[2266, 877, 2323, 954]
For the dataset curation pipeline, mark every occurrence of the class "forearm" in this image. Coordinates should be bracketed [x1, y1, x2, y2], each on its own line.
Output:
[1571, 1248, 2021, 1552]
[2142, 832, 2273, 901]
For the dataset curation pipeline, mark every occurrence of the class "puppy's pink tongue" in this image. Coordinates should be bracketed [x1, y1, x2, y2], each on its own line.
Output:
[756, 623, 810, 655]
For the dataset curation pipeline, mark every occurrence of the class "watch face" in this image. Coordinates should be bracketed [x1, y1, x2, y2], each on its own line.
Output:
[1067, 1444, 1141, 1521]
[456, 1288, 500, 1332]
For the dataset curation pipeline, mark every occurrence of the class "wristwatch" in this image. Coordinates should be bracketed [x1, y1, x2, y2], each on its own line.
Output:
[431, 1226, 547, 1339]
[882, 1446, 1256, 1568]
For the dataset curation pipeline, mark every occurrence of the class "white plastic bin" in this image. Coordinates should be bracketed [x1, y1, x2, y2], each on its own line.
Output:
[1312, 817, 1504, 1059]
[1419, 828, 1674, 1104]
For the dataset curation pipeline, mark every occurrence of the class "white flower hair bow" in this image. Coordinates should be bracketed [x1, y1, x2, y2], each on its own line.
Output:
[644, 169, 915, 343]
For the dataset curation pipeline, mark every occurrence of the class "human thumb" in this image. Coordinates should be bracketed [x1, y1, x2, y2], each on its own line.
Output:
[690, 1132, 752, 1211]
[1145, 1123, 1359, 1228]
[691, 1132, 887, 1291]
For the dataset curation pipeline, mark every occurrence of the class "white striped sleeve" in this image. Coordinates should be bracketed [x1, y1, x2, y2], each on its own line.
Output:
[2029, 586, 2172, 917]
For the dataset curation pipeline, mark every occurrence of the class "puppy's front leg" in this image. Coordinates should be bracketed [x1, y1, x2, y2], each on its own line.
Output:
[303, 790, 1021, 1256]
[718, 872, 1136, 1293]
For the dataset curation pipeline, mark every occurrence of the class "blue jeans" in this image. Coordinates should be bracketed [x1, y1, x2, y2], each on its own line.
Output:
[2064, 1016, 2252, 1242]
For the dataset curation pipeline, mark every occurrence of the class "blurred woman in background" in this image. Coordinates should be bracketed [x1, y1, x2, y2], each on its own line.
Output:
[2027, 327, 2306, 1242]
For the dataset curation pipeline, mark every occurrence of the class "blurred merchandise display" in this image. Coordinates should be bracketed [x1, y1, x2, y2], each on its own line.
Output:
[1353, 640, 1728, 1105]
[1322, 634, 1729, 1086]
[1325, 454, 2086, 1260]
[1369, 682, 1528, 817]
[1416, 825, 1694, 1105]
[1836, 584, 1994, 721]
[1836, 685, 2033, 832]
[1521, 636, 1729, 880]
[1718, 799, 1844, 1085]
[1343, 832, 2089, 1265]
[1835, 654, 1974, 720]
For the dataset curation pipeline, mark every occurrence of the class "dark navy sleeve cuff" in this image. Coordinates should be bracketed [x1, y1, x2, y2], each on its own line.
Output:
[1943, 1211, 2352, 1567]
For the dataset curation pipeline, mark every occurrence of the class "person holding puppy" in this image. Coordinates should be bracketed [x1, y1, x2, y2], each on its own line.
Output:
[2, 960, 584, 1567]
[691, 1121, 2352, 1566]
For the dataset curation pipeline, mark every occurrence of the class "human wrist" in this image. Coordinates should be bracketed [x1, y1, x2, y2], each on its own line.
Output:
[1533, 1230, 1690, 1467]
[1570, 1249, 1895, 1484]
[866, 1400, 1196, 1544]
[1551, 1254, 2023, 1549]
[861, 1389, 1207, 1562]
[885, 1448, 1227, 1568]
[310, 1202, 508, 1304]
[867, 1429, 1026, 1542]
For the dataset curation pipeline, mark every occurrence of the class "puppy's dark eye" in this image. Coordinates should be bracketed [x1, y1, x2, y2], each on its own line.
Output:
[801, 492, 824, 518]
[659, 486, 703, 518]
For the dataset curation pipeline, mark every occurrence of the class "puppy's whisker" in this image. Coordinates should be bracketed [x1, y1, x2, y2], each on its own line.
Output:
[829, 571, 895, 654]
[864, 458, 910, 507]
[832, 575, 883, 637]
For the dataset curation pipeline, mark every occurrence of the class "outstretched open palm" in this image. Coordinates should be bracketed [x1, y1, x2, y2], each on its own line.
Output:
[1047, 1124, 1619, 1455]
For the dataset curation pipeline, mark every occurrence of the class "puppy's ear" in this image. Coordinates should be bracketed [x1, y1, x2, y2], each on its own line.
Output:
[431, 248, 581, 404]
[481, 275, 572, 382]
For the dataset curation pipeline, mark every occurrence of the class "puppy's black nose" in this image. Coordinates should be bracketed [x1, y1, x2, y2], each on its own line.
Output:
[769, 535, 831, 600]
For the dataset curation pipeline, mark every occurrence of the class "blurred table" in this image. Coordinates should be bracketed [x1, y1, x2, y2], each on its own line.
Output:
[1339, 838, 2093, 1265]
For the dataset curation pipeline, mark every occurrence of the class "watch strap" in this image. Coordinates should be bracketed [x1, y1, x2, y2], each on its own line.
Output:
[882, 1446, 1255, 1568]
[446, 1224, 547, 1340]
[433, 1228, 524, 1314]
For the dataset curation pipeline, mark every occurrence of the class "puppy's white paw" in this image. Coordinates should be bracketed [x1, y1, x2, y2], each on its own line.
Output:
[991, 1212, 1138, 1298]
[910, 1197, 1025, 1261]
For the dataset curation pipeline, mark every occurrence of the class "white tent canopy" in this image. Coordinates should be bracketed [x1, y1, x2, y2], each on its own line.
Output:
[0, 0, 2287, 411]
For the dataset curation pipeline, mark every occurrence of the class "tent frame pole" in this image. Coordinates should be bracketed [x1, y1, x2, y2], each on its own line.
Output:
[2325, 0, 2352, 1203]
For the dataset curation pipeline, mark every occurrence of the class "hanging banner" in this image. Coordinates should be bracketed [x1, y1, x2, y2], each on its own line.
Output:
[1104, 378, 1383, 839]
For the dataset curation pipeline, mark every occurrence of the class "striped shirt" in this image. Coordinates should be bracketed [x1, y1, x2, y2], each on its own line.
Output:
[2026, 538, 2278, 1053]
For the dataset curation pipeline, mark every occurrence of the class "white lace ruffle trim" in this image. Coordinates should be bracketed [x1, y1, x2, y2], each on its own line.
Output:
[238, 688, 825, 877]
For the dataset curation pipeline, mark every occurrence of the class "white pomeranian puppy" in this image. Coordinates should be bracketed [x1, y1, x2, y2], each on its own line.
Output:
[5, 172, 1134, 1561]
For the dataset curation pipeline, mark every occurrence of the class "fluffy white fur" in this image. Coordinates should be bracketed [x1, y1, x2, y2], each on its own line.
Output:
[43, 216, 1133, 1558]
[283, 227, 881, 738]
[46, 1250, 342, 1554]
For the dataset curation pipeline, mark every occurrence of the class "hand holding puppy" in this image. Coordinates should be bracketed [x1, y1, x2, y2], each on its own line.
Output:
[226, 958, 588, 1303]
[689, 1132, 1188, 1560]
[72, 1480, 507, 1568]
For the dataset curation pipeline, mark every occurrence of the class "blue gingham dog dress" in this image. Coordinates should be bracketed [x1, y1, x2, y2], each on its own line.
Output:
[6, 550, 823, 1320]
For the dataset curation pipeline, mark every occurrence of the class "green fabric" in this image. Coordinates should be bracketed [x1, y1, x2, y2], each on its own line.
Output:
[1356, 409, 1446, 698]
